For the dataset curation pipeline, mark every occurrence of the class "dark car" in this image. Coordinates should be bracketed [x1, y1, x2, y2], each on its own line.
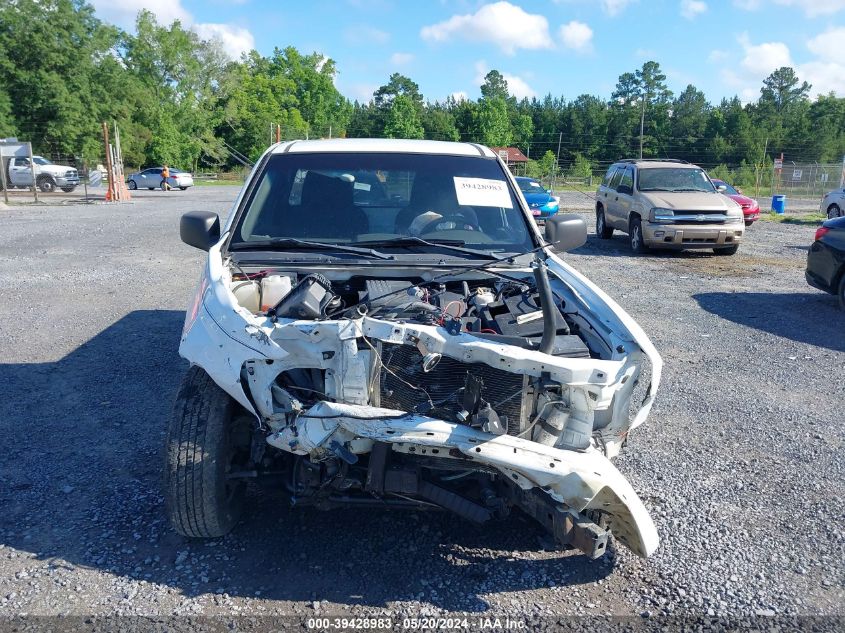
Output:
[515, 177, 559, 221]
[711, 179, 760, 226]
[805, 216, 845, 309]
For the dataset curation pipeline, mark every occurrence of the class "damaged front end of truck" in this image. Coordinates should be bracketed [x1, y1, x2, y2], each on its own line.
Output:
[167, 141, 662, 559]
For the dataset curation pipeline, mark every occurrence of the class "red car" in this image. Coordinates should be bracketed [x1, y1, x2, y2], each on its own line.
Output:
[712, 179, 760, 226]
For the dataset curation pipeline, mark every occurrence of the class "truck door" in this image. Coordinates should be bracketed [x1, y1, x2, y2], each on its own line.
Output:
[9, 157, 32, 186]
[611, 166, 635, 229]
[604, 167, 625, 227]
[598, 165, 617, 217]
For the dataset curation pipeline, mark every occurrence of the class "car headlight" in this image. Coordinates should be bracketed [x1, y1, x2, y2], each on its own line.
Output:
[541, 199, 559, 211]
[649, 207, 674, 223]
[726, 214, 744, 224]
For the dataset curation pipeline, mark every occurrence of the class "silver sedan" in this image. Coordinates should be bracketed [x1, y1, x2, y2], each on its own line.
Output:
[127, 167, 194, 191]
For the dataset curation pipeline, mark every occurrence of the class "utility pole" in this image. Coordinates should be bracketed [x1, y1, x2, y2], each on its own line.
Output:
[552, 132, 562, 191]
[639, 90, 648, 159]
[755, 137, 768, 199]
[275, 124, 281, 144]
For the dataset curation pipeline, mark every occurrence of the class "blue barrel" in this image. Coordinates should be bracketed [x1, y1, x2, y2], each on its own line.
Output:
[771, 194, 786, 214]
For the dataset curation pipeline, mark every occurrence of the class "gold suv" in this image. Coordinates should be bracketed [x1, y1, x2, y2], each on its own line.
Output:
[595, 159, 745, 255]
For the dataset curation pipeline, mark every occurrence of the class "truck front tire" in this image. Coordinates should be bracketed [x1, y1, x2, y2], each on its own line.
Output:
[37, 176, 56, 193]
[164, 366, 250, 538]
[713, 244, 739, 256]
[629, 216, 649, 254]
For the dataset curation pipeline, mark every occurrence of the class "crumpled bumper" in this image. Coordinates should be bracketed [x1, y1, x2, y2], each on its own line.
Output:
[267, 401, 659, 558]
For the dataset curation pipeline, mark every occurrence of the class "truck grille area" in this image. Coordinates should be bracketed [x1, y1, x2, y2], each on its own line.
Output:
[378, 343, 526, 435]
[670, 210, 727, 224]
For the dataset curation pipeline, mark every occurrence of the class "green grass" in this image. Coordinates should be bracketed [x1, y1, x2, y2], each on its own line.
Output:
[759, 212, 827, 225]
[194, 179, 245, 187]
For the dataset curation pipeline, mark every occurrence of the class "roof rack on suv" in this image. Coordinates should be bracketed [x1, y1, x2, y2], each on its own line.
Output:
[616, 158, 690, 164]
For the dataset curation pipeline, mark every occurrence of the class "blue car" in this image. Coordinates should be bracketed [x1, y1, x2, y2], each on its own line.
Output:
[515, 177, 559, 220]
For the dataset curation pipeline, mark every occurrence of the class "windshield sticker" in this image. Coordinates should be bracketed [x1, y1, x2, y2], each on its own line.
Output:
[353, 182, 371, 191]
[453, 177, 513, 208]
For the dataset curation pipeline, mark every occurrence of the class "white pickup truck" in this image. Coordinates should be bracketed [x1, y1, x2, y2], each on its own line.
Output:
[4, 155, 80, 192]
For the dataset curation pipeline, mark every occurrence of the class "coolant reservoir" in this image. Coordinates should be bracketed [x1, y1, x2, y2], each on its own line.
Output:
[231, 280, 260, 313]
[471, 288, 496, 309]
[260, 275, 293, 312]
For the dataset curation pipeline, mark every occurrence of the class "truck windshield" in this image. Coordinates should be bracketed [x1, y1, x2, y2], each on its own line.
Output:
[230, 152, 535, 254]
[638, 168, 715, 193]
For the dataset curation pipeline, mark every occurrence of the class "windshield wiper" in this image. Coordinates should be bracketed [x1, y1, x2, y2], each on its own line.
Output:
[352, 236, 500, 260]
[670, 188, 708, 192]
[228, 237, 393, 260]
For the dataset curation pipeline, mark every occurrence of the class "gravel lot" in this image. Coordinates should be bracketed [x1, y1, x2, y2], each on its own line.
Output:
[1, 186, 843, 625]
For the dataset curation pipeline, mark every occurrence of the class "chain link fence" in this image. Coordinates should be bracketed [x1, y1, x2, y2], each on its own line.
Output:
[771, 162, 843, 198]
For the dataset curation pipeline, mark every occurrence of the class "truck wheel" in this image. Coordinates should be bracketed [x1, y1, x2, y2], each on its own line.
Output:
[596, 207, 614, 239]
[37, 176, 56, 193]
[629, 216, 649, 254]
[828, 204, 842, 219]
[165, 366, 250, 538]
[61, 187, 76, 193]
[713, 244, 739, 255]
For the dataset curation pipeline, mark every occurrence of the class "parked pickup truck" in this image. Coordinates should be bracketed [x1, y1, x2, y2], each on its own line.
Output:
[3, 155, 79, 192]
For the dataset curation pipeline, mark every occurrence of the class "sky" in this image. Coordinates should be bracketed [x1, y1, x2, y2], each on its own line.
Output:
[89, 0, 845, 105]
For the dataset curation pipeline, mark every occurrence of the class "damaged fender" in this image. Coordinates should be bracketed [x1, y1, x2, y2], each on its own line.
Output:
[180, 235, 289, 413]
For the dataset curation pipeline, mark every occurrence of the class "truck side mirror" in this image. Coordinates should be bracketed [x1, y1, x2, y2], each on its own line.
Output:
[180, 210, 220, 251]
[545, 214, 587, 252]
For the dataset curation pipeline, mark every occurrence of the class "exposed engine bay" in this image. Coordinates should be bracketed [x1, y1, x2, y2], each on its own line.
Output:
[180, 247, 662, 559]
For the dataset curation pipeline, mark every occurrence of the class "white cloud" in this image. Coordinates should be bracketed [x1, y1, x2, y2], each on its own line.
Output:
[798, 61, 845, 97]
[719, 33, 792, 103]
[718, 31, 845, 100]
[193, 23, 254, 58]
[90, 0, 190, 28]
[555, 0, 635, 16]
[344, 25, 390, 45]
[421, 2, 553, 55]
[450, 91, 469, 102]
[600, 0, 636, 16]
[799, 28, 845, 97]
[502, 73, 536, 99]
[733, 0, 845, 16]
[559, 21, 593, 53]
[389, 52, 414, 66]
[635, 48, 656, 59]
[680, 0, 707, 19]
[737, 32, 792, 77]
[708, 49, 728, 63]
[90, 0, 254, 60]
[807, 27, 845, 62]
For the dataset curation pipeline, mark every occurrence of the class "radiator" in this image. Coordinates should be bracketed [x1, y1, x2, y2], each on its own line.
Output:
[378, 343, 527, 435]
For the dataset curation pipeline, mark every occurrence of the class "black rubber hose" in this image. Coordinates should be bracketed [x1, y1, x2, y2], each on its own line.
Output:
[533, 260, 556, 355]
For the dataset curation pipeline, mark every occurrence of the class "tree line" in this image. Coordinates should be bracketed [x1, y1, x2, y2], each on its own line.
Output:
[1, 0, 843, 187]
